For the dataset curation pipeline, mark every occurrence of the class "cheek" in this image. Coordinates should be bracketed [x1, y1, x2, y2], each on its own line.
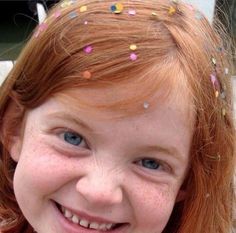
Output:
[13, 138, 75, 198]
[127, 180, 177, 231]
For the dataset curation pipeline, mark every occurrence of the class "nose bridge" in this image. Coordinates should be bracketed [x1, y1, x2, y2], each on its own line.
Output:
[76, 164, 123, 205]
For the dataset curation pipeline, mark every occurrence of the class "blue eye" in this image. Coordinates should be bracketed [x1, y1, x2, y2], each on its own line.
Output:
[63, 131, 83, 146]
[139, 159, 161, 170]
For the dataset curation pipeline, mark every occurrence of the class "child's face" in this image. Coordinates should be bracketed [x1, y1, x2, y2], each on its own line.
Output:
[10, 86, 193, 233]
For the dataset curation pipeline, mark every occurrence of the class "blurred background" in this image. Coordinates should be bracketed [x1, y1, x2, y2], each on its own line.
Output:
[0, 0, 235, 82]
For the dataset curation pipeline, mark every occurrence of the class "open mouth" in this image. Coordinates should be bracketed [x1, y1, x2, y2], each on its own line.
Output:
[55, 202, 128, 232]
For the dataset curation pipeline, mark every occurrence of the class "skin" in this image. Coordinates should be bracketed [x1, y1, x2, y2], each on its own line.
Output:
[9, 85, 194, 233]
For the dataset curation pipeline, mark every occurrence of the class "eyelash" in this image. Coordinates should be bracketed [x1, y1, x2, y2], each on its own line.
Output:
[135, 158, 167, 172]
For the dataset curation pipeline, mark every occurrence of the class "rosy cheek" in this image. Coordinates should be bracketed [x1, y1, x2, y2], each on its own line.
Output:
[127, 181, 176, 230]
[15, 142, 75, 195]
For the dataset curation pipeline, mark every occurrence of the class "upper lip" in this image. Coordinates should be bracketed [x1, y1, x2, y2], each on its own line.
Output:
[58, 202, 121, 224]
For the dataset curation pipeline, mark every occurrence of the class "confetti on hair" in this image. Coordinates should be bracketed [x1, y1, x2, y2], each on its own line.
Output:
[84, 45, 93, 54]
[69, 11, 78, 19]
[211, 57, 217, 66]
[111, 3, 124, 14]
[168, 6, 176, 15]
[129, 44, 137, 51]
[222, 108, 226, 116]
[205, 193, 210, 198]
[54, 10, 61, 19]
[83, 70, 92, 79]
[143, 102, 149, 109]
[34, 22, 48, 38]
[128, 9, 136, 15]
[225, 68, 229, 74]
[84, 20, 88, 25]
[130, 52, 137, 61]
[60, 0, 74, 8]
[195, 10, 203, 20]
[80, 5, 87, 12]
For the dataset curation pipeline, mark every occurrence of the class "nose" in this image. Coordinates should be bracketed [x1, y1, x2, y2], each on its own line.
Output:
[76, 171, 123, 206]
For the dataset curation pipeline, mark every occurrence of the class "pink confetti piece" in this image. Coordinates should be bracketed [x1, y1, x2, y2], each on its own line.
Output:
[84, 21, 88, 25]
[130, 52, 137, 61]
[210, 74, 217, 85]
[128, 9, 136, 15]
[54, 10, 61, 19]
[84, 45, 93, 54]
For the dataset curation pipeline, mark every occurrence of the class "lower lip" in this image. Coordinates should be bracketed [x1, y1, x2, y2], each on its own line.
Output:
[52, 201, 130, 233]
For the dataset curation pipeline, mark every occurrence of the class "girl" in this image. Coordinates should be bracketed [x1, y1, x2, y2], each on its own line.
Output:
[0, 0, 235, 232]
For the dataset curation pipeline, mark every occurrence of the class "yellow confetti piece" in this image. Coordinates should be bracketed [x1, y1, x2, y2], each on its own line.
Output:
[168, 6, 176, 15]
[129, 44, 137, 51]
[222, 108, 226, 116]
[152, 12, 157, 16]
[80, 5, 87, 12]
[113, 3, 124, 14]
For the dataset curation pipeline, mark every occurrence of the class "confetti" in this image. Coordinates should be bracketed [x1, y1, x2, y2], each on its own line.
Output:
[195, 10, 203, 20]
[54, 10, 61, 19]
[210, 73, 217, 85]
[80, 5, 87, 12]
[152, 12, 157, 16]
[69, 11, 78, 19]
[34, 22, 47, 38]
[111, 3, 124, 14]
[83, 70, 92, 79]
[222, 108, 226, 116]
[220, 91, 226, 99]
[130, 53, 137, 61]
[205, 193, 210, 198]
[143, 102, 149, 109]
[211, 57, 216, 65]
[225, 68, 229, 74]
[168, 6, 176, 15]
[128, 9, 136, 15]
[129, 44, 137, 51]
[84, 21, 88, 25]
[60, 0, 73, 8]
[215, 91, 219, 98]
[84, 45, 93, 54]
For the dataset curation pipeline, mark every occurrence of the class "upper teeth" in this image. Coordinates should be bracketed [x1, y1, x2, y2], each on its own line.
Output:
[61, 206, 115, 231]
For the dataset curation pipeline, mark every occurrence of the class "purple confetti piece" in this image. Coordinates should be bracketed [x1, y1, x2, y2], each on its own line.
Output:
[84, 45, 93, 54]
[130, 52, 137, 61]
[210, 74, 216, 85]
[128, 9, 136, 15]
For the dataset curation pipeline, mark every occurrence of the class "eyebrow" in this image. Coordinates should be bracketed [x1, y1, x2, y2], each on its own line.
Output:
[143, 145, 184, 162]
[46, 112, 93, 131]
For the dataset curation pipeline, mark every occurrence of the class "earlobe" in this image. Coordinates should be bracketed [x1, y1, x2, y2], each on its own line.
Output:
[8, 136, 22, 162]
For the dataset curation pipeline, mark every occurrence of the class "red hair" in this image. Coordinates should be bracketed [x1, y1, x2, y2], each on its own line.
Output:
[0, 0, 235, 232]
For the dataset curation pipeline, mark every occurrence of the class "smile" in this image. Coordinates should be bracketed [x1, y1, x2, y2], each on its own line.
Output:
[56, 202, 128, 232]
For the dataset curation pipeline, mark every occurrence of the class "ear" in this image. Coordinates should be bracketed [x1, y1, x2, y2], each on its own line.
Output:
[175, 189, 187, 202]
[0, 96, 24, 162]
